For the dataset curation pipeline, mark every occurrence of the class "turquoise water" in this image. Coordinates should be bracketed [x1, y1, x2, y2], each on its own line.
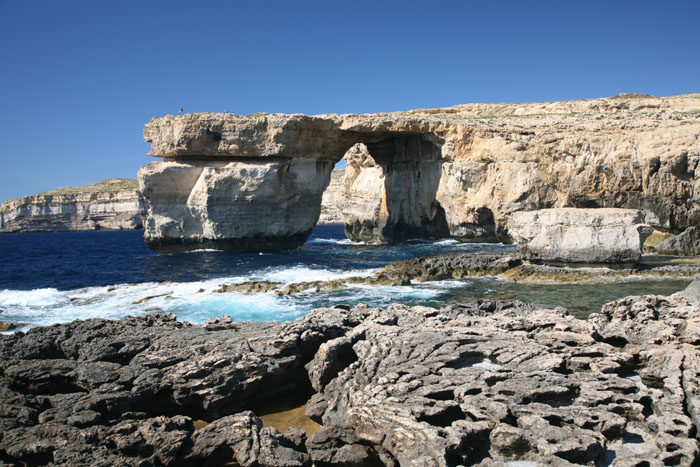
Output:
[0, 225, 691, 330]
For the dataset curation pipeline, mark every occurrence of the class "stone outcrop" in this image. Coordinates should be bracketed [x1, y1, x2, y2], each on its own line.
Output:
[659, 226, 700, 256]
[341, 143, 449, 243]
[3, 283, 700, 465]
[508, 208, 653, 263]
[138, 159, 333, 252]
[212, 252, 700, 298]
[139, 94, 700, 250]
[0, 179, 147, 233]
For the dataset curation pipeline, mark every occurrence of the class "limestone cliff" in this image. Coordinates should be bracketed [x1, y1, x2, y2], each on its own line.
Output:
[140, 93, 700, 249]
[318, 169, 344, 224]
[0, 179, 147, 233]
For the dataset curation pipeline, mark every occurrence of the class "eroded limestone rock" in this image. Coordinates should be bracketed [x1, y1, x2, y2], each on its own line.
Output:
[138, 158, 333, 252]
[304, 289, 700, 465]
[2, 286, 700, 465]
[0, 179, 146, 233]
[659, 226, 700, 256]
[508, 208, 653, 263]
[140, 94, 700, 250]
[341, 141, 449, 243]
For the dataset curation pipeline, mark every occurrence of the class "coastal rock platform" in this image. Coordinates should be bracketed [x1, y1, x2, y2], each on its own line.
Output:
[2, 282, 700, 465]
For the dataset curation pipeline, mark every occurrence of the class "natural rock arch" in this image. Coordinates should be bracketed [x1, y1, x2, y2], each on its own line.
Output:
[138, 94, 700, 252]
[138, 114, 459, 251]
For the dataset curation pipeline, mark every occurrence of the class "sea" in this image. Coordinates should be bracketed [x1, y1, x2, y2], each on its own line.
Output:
[0, 225, 691, 332]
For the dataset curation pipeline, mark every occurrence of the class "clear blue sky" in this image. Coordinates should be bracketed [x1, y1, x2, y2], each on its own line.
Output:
[1, 0, 698, 202]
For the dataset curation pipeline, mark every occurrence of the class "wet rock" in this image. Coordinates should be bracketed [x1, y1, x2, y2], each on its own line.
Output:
[659, 226, 700, 256]
[214, 280, 284, 294]
[0, 322, 22, 332]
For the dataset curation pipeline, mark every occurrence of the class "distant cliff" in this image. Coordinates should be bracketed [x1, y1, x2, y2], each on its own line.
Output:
[0, 179, 147, 233]
[318, 169, 344, 224]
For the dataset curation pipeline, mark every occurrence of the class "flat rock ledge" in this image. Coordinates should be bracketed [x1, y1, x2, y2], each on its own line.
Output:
[212, 253, 700, 297]
[2, 284, 700, 465]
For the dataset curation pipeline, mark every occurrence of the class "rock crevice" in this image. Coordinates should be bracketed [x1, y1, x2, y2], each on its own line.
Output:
[3, 282, 700, 464]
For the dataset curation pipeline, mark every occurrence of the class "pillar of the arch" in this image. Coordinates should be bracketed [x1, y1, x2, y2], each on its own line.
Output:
[138, 158, 333, 252]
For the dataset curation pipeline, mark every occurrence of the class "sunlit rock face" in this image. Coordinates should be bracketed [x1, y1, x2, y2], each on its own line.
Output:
[508, 208, 653, 263]
[0, 179, 146, 233]
[138, 158, 333, 252]
[341, 142, 449, 243]
[140, 94, 700, 251]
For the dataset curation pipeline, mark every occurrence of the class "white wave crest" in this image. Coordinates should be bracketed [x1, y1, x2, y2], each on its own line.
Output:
[0, 288, 70, 308]
[260, 266, 374, 282]
[307, 238, 365, 245]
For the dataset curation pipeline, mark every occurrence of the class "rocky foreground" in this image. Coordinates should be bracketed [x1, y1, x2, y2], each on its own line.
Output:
[0, 179, 147, 233]
[2, 282, 700, 465]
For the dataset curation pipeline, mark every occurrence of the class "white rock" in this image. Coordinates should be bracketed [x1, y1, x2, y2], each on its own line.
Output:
[507, 208, 653, 263]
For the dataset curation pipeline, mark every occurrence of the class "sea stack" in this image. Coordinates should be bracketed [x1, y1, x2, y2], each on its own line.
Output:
[138, 94, 700, 252]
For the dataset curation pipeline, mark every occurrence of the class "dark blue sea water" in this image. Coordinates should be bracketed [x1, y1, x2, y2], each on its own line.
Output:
[0, 226, 691, 330]
[0, 226, 510, 291]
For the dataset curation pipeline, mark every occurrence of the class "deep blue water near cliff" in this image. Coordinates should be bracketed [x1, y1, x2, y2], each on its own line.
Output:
[0, 225, 691, 330]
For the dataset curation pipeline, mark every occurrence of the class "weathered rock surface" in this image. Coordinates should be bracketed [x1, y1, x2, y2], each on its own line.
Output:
[0, 179, 147, 233]
[341, 143, 449, 243]
[3, 283, 700, 465]
[318, 169, 345, 225]
[659, 226, 700, 256]
[213, 253, 700, 298]
[140, 94, 700, 249]
[138, 158, 333, 252]
[304, 287, 700, 465]
[508, 208, 653, 263]
[0, 311, 343, 465]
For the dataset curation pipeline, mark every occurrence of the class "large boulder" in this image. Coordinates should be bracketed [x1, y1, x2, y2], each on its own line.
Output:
[508, 208, 653, 263]
[658, 226, 700, 256]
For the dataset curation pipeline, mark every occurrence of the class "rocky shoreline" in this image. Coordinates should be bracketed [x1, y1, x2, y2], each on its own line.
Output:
[1, 281, 700, 465]
[210, 252, 700, 299]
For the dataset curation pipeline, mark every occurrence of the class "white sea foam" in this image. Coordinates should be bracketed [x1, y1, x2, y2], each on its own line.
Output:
[260, 266, 374, 282]
[0, 288, 70, 308]
[307, 238, 365, 245]
[181, 248, 224, 254]
[0, 264, 383, 329]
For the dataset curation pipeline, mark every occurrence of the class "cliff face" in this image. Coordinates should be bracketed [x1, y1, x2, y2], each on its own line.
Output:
[0, 179, 147, 233]
[138, 159, 333, 252]
[140, 94, 700, 249]
[318, 169, 345, 224]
